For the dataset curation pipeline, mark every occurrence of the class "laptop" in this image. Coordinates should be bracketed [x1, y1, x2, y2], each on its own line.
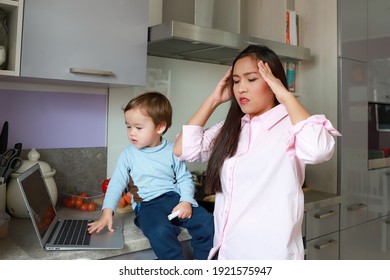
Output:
[17, 163, 124, 251]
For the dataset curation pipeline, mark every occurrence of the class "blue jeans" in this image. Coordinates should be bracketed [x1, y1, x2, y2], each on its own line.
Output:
[134, 191, 214, 260]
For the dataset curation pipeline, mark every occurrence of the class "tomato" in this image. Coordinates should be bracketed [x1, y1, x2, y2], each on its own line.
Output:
[45, 207, 55, 219]
[79, 203, 88, 211]
[87, 202, 97, 211]
[43, 217, 52, 226]
[63, 198, 70, 207]
[101, 178, 110, 194]
[37, 221, 47, 232]
[79, 192, 88, 197]
[74, 197, 84, 208]
[67, 197, 76, 208]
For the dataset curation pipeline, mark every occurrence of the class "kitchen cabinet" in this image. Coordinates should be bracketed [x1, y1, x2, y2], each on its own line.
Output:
[338, 58, 368, 230]
[0, 0, 23, 76]
[340, 222, 368, 259]
[338, 58, 369, 259]
[305, 204, 340, 260]
[302, 190, 342, 260]
[20, 0, 147, 86]
[366, 215, 390, 259]
[338, 0, 390, 259]
[368, 168, 390, 219]
[340, 215, 390, 260]
[306, 232, 339, 260]
[337, 0, 367, 62]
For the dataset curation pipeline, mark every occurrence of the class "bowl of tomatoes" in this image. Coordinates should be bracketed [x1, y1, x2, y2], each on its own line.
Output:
[61, 190, 104, 212]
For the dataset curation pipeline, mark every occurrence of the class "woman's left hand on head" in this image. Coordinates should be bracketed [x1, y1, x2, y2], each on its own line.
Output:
[258, 60, 290, 104]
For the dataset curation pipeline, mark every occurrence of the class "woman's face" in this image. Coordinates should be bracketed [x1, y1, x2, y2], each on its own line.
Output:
[232, 56, 276, 118]
[124, 108, 165, 149]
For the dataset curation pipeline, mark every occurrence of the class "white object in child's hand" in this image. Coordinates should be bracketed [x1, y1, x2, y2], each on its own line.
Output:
[168, 210, 180, 220]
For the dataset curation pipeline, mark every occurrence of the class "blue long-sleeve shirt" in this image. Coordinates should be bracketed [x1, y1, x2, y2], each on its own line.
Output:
[102, 138, 198, 213]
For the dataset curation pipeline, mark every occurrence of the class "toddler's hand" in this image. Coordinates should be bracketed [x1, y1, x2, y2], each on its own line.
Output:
[172, 201, 192, 219]
[88, 208, 114, 233]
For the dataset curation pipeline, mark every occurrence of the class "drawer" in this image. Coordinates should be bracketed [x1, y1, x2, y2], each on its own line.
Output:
[306, 232, 339, 260]
[306, 204, 340, 240]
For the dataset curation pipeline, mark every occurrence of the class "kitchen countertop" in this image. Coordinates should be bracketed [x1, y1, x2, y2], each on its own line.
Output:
[0, 189, 341, 260]
[0, 208, 191, 260]
[303, 189, 342, 212]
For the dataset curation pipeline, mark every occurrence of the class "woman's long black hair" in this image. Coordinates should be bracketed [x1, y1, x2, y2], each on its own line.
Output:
[205, 45, 288, 194]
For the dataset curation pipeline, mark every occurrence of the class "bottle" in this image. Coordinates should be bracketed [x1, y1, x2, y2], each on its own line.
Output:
[286, 62, 296, 92]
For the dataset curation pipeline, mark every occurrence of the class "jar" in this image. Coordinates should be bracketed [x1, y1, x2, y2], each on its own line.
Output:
[0, 8, 8, 69]
[6, 149, 58, 218]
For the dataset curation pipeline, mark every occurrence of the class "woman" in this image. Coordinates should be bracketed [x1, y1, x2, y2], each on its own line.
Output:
[174, 45, 340, 259]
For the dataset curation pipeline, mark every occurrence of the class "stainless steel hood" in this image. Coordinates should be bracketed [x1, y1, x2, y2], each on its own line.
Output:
[148, 21, 311, 65]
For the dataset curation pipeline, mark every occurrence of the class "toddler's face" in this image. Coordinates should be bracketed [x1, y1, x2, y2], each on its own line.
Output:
[124, 108, 164, 149]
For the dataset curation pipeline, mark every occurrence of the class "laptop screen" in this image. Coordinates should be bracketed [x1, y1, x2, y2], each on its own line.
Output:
[18, 164, 57, 240]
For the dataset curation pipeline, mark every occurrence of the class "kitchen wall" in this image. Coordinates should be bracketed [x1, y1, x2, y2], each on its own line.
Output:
[107, 56, 230, 176]
[295, 0, 338, 193]
[240, 0, 286, 42]
[0, 87, 107, 149]
[0, 83, 108, 194]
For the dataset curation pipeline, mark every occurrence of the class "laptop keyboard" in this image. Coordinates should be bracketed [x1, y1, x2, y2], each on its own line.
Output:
[54, 219, 93, 246]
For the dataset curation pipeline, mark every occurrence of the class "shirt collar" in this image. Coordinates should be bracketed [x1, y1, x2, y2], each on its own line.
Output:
[140, 137, 167, 153]
[241, 104, 288, 130]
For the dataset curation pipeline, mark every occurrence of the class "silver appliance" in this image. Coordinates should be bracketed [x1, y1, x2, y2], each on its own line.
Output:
[147, 0, 310, 65]
[148, 21, 310, 65]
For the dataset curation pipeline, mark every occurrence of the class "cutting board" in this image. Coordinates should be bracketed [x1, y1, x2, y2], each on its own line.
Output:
[116, 205, 133, 214]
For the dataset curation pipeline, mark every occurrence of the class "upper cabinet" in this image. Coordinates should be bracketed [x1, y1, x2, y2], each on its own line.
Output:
[20, 0, 148, 86]
[0, 0, 23, 76]
[337, 0, 367, 61]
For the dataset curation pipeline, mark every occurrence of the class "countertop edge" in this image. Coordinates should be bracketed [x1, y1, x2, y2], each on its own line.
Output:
[304, 190, 342, 212]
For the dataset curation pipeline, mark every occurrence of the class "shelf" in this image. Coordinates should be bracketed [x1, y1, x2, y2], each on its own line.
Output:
[368, 157, 390, 170]
[0, 0, 22, 76]
[0, 69, 15, 75]
[0, 1, 19, 12]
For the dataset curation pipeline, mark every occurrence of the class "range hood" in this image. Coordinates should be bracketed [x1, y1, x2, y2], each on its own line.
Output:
[148, 21, 311, 65]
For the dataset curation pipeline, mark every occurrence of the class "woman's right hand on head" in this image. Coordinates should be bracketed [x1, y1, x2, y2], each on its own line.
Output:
[87, 208, 114, 234]
[210, 67, 233, 105]
[174, 67, 232, 154]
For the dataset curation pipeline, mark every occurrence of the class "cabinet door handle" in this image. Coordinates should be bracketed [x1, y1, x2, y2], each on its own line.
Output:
[347, 203, 367, 211]
[314, 210, 337, 219]
[70, 68, 114, 77]
[314, 239, 337, 250]
[385, 220, 390, 225]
